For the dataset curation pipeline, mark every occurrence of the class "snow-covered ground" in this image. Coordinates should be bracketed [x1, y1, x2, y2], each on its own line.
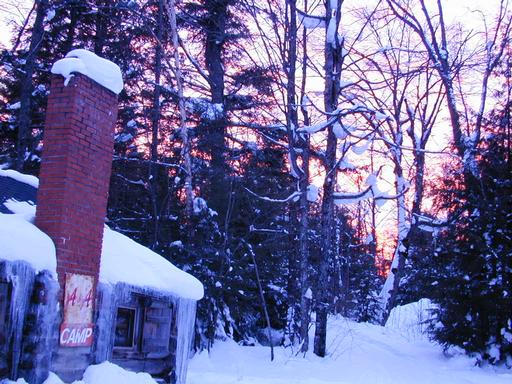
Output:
[3, 303, 511, 384]
[187, 315, 512, 384]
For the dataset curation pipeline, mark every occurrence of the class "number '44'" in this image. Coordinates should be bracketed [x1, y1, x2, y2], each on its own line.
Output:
[65, 288, 93, 308]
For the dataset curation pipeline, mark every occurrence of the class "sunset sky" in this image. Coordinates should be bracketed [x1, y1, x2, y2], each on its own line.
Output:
[0, 0, 506, 48]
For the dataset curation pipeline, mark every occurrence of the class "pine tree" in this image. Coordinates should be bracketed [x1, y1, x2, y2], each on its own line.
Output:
[0, 0, 153, 171]
[168, 143, 294, 349]
[431, 103, 512, 364]
[396, 224, 438, 305]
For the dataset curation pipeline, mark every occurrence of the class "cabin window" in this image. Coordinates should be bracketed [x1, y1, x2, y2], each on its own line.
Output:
[114, 307, 136, 348]
[113, 296, 173, 357]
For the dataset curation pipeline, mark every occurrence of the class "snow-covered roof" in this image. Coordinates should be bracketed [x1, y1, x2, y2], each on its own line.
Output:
[0, 169, 39, 188]
[0, 171, 37, 214]
[101, 227, 203, 300]
[0, 213, 57, 276]
[0, 170, 203, 301]
[51, 49, 123, 94]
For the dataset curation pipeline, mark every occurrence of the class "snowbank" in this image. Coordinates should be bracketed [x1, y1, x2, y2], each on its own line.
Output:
[51, 49, 123, 94]
[79, 362, 157, 384]
[385, 298, 436, 341]
[1, 362, 158, 384]
[0, 213, 56, 277]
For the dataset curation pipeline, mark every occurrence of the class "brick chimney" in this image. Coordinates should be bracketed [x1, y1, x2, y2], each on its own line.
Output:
[35, 73, 117, 288]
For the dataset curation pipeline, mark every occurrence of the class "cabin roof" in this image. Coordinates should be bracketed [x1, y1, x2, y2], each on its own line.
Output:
[0, 169, 203, 301]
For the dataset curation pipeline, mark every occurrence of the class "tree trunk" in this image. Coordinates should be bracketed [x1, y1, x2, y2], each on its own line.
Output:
[284, 0, 302, 346]
[314, 0, 344, 357]
[298, 14, 312, 350]
[94, 0, 108, 55]
[63, 7, 79, 53]
[149, 0, 164, 249]
[16, 0, 47, 171]
[246, 241, 275, 361]
[203, 0, 228, 217]
[380, 161, 407, 323]
[166, 0, 194, 226]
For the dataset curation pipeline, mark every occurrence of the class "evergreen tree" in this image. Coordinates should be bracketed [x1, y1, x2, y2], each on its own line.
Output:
[325, 208, 382, 324]
[396, 224, 438, 306]
[431, 104, 512, 364]
[167, 143, 294, 349]
[0, 0, 152, 171]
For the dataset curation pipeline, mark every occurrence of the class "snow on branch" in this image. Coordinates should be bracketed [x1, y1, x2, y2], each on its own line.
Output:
[296, 104, 381, 135]
[413, 213, 447, 230]
[334, 170, 409, 206]
[333, 185, 373, 205]
[297, 9, 326, 29]
[112, 156, 188, 173]
[296, 115, 338, 134]
[249, 225, 289, 235]
[114, 173, 146, 186]
[244, 188, 301, 203]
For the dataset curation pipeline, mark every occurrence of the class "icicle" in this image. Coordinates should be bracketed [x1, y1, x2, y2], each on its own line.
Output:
[174, 298, 197, 384]
[1, 261, 51, 380]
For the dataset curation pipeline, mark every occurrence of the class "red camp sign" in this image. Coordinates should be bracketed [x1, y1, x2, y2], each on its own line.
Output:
[60, 273, 95, 347]
[60, 323, 94, 347]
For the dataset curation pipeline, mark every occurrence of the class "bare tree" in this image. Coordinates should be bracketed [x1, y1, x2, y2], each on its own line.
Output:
[349, 5, 445, 321]
[386, 0, 512, 179]
[297, 0, 314, 353]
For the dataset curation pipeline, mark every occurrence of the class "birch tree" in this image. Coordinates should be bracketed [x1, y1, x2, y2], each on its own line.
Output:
[164, 0, 194, 224]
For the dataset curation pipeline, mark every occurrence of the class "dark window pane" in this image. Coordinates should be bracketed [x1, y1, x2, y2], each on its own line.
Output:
[114, 307, 135, 347]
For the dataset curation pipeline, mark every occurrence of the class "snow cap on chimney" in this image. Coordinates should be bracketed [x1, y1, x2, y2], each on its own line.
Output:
[51, 49, 123, 94]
